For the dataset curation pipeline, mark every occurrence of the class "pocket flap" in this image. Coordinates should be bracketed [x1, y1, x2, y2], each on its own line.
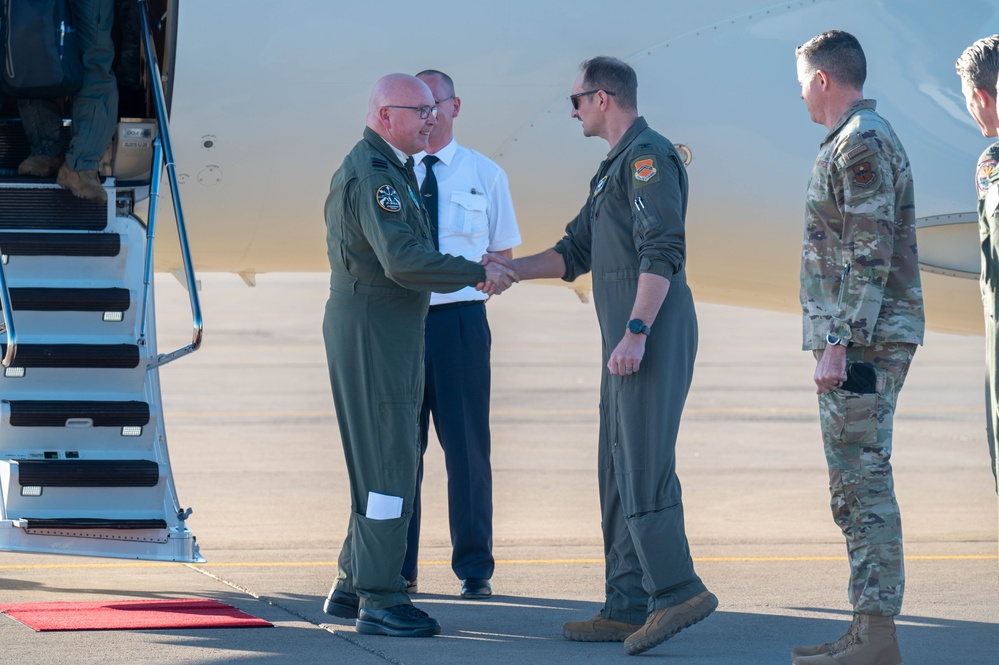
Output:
[451, 191, 487, 212]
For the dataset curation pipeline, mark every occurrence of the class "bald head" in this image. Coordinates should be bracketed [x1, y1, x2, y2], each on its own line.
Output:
[365, 74, 437, 155]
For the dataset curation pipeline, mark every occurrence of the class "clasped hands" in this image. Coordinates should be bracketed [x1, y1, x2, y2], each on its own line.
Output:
[475, 253, 520, 296]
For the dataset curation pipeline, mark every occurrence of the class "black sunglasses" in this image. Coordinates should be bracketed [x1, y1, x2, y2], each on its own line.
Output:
[570, 89, 615, 110]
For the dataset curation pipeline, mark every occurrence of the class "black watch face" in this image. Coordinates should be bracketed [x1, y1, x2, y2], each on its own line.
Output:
[628, 319, 644, 334]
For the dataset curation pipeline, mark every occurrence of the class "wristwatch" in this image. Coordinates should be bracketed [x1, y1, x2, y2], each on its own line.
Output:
[826, 333, 849, 347]
[627, 318, 651, 336]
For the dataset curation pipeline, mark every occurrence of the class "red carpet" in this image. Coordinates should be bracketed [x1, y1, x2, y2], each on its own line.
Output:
[0, 598, 273, 632]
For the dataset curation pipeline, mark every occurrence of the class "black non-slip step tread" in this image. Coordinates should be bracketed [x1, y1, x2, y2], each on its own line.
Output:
[0, 188, 107, 231]
[0, 231, 121, 257]
[8, 400, 149, 427]
[1, 287, 130, 312]
[20, 518, 167, 530]
[17, 459, 159, 487]
[0, 343, 140, 368]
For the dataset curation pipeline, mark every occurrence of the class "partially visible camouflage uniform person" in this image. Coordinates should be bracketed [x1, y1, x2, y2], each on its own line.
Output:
[800, 99, 924, 616]
[976, 142, 999, 487]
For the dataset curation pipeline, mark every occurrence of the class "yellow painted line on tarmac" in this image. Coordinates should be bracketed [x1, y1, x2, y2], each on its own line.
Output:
[1, 554, 994, 571]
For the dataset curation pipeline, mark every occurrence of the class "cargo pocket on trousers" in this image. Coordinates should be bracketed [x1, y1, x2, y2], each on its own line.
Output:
[836, 391, 878, 447]
[375, 395, 420, 489]
[351, 512, 408, 593]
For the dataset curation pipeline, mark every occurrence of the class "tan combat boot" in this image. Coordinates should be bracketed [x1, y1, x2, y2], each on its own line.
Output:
[57, 163, 107, 204]
[623, 590, 718, 656]
[792, 613, 862, 658]
[17, 154, 63, 177]
[792, 614, 902, 665]
[562, 613, 643, 642]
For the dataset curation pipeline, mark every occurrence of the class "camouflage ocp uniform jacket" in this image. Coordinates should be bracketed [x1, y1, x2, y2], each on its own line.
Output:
[800, 99, 924, 350]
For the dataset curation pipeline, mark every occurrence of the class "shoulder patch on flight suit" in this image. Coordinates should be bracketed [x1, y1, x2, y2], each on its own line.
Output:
[632, 155, 659, 187]
[376, 184, 402, 212]
[371, 158, 389, 171]
[594, 175, 608, 196]
[978, 159, 997, 195]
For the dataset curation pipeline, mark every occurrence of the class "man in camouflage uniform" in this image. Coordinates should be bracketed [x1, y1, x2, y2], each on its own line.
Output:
[792, 31, 924, 665]
[320, 73, 514, 638]
[956, 36, 999, 491]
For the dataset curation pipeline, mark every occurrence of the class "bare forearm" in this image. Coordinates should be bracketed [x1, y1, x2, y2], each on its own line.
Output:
[512, 248, 567, 281]
[631, 273, 670, 325]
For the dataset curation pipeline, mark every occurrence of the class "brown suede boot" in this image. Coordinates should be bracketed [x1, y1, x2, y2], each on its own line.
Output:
[562, 613, 643, 642]
[622, 590, 718, 655]
[792, 613, 862, 658]
[56, 163, 107, 203]
[17, 154, 63, 177]
[792, 614, 902, 665]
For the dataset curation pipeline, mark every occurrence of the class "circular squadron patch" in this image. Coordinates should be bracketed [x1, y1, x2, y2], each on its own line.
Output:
[376, 184, 402, 212]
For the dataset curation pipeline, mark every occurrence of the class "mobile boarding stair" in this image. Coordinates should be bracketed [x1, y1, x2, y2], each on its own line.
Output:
[0, 6, 204, 562]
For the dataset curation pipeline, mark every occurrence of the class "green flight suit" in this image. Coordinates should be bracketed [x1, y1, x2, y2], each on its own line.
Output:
[554, 117, 706, 625]
[976, 142, 999, 489]
[324, 128, 486, 610]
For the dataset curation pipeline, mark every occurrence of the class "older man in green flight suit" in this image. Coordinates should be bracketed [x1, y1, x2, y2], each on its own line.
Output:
[320, 73, 515, 638]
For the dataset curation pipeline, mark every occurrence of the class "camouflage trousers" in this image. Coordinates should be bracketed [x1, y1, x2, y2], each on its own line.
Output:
[814, 341, 916, 616]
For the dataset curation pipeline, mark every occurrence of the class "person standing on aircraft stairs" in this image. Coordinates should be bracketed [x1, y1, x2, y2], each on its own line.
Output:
[955, 35, 999, 494]
[792, 30, 924, 665]
[9, 0, 117, 204]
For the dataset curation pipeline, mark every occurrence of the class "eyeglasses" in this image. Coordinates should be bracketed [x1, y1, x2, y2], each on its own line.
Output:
[570, 89, 615, 110]
[434, 95, 455, 105]
[383, 105, 438, 119]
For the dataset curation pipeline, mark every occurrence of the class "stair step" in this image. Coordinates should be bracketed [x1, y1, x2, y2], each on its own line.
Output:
[9, 400, 149, 427]
[0, 120, 70, 172]
[0, 188, 106, 231]
[17, 459, 159, 487]
[0, 231, 120, 257]
[0, 344, 140, 368]
[19, 518, 167, 530]
[1, 287, 129, 312]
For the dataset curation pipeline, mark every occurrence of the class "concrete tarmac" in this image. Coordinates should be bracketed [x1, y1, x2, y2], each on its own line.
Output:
[1, 274, 996, 664]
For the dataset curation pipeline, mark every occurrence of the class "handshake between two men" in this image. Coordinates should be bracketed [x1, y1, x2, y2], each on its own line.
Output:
[475, 252, 522, 296]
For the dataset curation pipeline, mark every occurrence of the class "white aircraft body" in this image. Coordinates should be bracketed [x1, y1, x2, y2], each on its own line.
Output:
[1, 0, 997, 562]
[158, 0, 996, 334]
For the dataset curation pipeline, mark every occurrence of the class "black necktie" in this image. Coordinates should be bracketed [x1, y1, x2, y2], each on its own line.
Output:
[420, 155, 440, 250]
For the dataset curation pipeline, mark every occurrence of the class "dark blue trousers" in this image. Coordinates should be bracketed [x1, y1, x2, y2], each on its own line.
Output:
[403, 300, 494, 582]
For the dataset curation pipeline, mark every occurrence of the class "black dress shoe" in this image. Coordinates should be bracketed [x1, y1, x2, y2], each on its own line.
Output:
[323, 589, 359, 619]
[356, 604, 441, 637]
[460, 578, 492, 599]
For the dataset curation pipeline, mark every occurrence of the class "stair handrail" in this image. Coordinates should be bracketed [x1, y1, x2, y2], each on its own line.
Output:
[137, 0, 202, 370]
[0, 252, 17, 367]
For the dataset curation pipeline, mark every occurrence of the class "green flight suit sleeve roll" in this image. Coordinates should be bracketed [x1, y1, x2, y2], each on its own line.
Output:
[625, 148, 686, 278]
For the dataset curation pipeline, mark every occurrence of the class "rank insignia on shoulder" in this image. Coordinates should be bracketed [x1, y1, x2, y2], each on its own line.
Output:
[594, 175, 608, 196]
[977, 159, 997, 195]
[376, 184, 402, 212]
[633, 158, 657, 183]
[851, 162, 878, 188]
